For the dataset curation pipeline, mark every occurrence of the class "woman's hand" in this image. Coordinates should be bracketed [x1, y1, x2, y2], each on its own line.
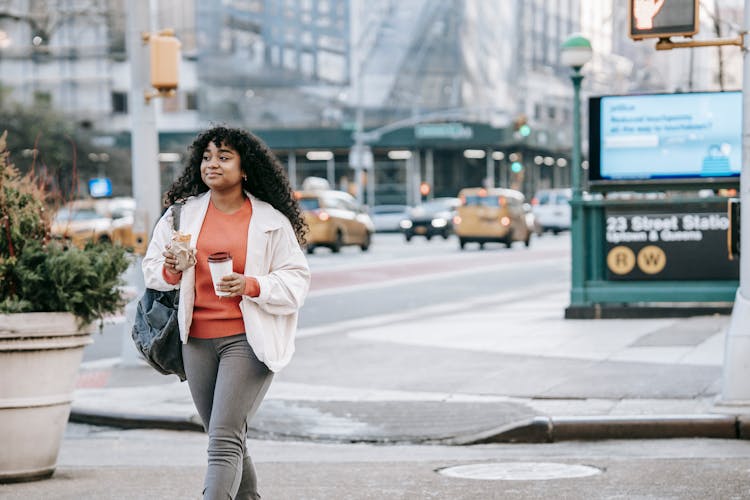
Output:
[218, 272, 246, 297]
[162, 244, 181, 275]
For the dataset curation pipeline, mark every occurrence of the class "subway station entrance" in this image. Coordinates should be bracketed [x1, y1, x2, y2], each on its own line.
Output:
[566, 91, 741, 318]
[565, 192, 738, 318]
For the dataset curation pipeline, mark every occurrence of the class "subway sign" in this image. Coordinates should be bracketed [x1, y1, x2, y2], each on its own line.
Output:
[605, 205, 737, 280]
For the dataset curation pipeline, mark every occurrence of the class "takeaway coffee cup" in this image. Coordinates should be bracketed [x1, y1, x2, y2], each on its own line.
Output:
[207, 252, 233, 297]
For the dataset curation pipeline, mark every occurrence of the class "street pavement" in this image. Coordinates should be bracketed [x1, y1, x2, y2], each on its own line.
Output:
[3, 282, 749, 499]
[68, 284, 738, 443]
[6, 428, 750, 499]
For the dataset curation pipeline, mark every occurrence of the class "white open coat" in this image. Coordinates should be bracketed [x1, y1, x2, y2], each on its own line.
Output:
[142, 191, 311, 372]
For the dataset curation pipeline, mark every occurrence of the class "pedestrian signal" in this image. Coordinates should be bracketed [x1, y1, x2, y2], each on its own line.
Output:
[628, 0, 699, 40]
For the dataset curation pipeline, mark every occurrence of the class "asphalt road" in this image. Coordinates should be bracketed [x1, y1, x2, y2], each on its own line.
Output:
[302, 232, 569, 328]
[83, 232, 570, 362]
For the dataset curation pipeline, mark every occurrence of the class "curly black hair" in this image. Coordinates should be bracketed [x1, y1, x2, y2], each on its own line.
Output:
[164, 126, 307, 245]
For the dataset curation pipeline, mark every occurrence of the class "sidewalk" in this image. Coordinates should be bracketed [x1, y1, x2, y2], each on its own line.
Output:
[71, 287, 744, 443]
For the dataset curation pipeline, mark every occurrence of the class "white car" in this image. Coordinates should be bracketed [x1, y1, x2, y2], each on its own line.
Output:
[370, 204, 411, 232]
[531, 188, 571, 234]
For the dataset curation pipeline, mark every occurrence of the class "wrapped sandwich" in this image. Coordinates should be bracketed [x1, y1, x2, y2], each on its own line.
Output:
[170, 231, 196, 271]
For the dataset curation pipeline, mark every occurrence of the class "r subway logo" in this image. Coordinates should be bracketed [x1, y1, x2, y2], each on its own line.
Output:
[607, 246, 636, 275]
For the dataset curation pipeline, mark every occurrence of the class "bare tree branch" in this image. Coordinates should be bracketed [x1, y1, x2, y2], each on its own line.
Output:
[0, 1, 107, 42]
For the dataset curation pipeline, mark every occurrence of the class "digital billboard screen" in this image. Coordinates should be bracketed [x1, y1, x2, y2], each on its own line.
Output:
[589, 91, 741, 187]
[88, 177, 112, 198]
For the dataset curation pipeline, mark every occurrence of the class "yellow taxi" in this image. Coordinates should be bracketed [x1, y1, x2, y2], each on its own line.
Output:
[51, 197, 139, 250]
[296, 189, 375, 254]
[453, 187, 532, 250]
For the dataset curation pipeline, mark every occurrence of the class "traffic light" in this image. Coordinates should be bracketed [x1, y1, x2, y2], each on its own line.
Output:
[511, 161, 523, 173]
[148, 30, 181, 95]
[628, 0, 699, 40]
[419, 182, 431, 201]
[513, 114, 531, 138]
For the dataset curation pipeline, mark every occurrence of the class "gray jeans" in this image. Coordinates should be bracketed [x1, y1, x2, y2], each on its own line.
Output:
[183, 334, 273, 500]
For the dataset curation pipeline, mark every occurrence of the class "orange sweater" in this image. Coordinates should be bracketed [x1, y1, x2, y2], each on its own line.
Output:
[163, 198, 260, 339]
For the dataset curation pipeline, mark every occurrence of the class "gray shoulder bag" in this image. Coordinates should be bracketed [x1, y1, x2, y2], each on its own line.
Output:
[131, 203, 186, 381]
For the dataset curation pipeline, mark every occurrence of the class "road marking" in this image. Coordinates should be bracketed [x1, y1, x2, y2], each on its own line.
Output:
[299, 284, 569, 338]
[308, 250, 568, 298]
[76, 369, 111, 389]
[80, 357, 122, 370]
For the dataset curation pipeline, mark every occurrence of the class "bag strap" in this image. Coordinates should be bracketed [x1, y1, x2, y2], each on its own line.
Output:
[172, 203, 183, 231]
[169, 202, 184, 307]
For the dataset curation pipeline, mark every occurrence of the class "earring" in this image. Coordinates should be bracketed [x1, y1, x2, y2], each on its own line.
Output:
[242, 174, 247, 181]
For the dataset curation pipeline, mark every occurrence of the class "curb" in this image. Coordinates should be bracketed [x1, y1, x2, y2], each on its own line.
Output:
[455, 414, 742, 444]
[69, 408, 204, 433]
[564, 304, 732, 319]
[71, 407, 747, 445]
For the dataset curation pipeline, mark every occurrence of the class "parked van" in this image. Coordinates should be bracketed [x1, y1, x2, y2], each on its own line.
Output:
[454, 187, 532, 250]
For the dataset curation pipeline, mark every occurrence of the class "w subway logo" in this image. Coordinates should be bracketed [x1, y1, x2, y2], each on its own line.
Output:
[607, 245, 667, 275]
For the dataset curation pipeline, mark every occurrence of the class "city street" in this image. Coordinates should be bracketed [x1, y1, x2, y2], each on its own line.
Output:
[2, 424, 749, 499]
[6, 230, 739, 499]
[1, 1, 746, 498]
[83, 232, 571, 363]
[301, 232, 570, 328]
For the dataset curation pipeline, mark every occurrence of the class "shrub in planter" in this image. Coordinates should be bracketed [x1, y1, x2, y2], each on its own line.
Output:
[0, 131, 129, 322]
[0, 130, 130, 482]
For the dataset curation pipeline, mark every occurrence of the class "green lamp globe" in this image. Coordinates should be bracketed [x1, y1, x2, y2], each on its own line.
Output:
[560, 33, 593, 69]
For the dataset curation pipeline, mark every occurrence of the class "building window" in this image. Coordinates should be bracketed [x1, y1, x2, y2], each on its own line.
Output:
[34, 91, 51, 107]
[186, 91, 198, 111]
[162, 93, 180, 113]
[112, 92, 128, 114]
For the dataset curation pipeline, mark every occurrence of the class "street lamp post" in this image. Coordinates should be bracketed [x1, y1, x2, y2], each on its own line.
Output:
[126, 0, 161, 239]
[560, 34, 593, 306]
[718, 0, 750, 407]
[121, 0, 160, 367]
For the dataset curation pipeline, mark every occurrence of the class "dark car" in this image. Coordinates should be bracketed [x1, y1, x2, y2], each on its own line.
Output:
[399, 197, 460, 242]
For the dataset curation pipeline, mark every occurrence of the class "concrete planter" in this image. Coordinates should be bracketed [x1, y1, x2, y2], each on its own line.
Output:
[0, 313, 91, 483]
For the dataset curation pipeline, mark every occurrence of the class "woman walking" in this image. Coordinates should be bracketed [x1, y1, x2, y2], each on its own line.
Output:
[143, 126, 310, 499]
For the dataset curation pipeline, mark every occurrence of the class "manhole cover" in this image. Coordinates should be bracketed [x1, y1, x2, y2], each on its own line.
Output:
[437, 462, 602, 481]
